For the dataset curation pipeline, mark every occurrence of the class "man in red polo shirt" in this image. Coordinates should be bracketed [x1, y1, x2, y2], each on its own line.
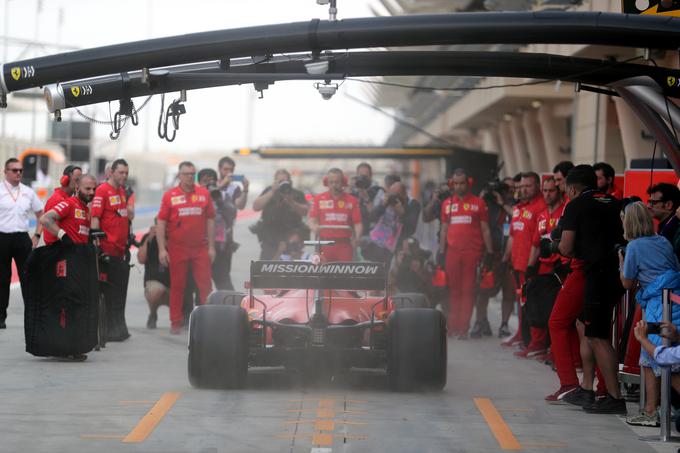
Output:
[308, 168, 362, 262]
[514, 176, 567, 358]
[157, 161, 216, 334]
[439, 168, 493, 339]
[503, 172, 546, 347]
[42, 165, 82, 245]
[39, 174, 96, 245]
[91, 158, 131, 341]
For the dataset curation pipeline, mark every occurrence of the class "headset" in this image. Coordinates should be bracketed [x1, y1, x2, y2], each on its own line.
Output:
[322, 169, 348, 188]
[60, 165, 81, 187]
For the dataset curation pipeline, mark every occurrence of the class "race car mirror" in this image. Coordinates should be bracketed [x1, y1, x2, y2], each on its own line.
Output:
[250, 260, 386, 291]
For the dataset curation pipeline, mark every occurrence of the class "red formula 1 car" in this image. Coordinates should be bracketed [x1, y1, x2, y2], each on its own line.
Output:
[187, 248, 447, 391]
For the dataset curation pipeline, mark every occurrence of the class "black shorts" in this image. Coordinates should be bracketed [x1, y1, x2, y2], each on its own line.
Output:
[578, 265, 622, 339]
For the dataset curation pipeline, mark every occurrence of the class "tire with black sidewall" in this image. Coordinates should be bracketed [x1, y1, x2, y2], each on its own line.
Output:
[391, 292, 429, 309]
[206, 290, 246, 306]
[387, 308, 447, 392]
[188, 305, 249, 389]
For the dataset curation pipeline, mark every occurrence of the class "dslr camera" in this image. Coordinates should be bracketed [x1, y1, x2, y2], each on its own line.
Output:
[278, 180, 292, 195]
[354, 175, 372, 190]
[386, 194, 400, 206]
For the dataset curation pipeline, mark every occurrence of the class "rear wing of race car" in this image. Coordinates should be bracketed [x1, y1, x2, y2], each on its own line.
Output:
[249, 261, 387, 291]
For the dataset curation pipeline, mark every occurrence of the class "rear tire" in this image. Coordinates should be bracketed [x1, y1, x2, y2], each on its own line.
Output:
[391, 292, 429, 309]
[387, 308, 447, 392]
[188, 305, 249, 389]
[206, 290, 246, 306]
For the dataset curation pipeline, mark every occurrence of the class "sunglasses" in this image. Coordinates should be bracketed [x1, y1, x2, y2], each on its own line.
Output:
[7, 168, 23, 174]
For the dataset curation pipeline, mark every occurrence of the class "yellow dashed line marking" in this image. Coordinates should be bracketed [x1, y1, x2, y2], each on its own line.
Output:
[122, 392, 181, 443]
[474, 398, 522, 451]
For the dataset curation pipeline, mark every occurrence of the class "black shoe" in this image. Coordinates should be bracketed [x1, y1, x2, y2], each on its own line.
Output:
[469, 321, 484, 339]
[0, 320, 5, 329]
[562, 386, 595, 407]
[146, 314, 157, 329]
[481, 320, 493, 337]
[498, 323, 511, 338]
[583, 394, 627, 415]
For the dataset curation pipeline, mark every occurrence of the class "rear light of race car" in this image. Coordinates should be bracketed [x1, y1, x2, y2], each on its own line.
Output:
[312, 327, 325, 346]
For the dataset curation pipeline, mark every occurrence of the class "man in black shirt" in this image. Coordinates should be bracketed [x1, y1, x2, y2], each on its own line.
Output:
[252, 169, 309, 260]
[647, 183, 680, 245]
[556, 165, 626, 414]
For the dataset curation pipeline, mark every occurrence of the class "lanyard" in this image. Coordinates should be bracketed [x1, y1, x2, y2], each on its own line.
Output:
[4, 182, 20, 203]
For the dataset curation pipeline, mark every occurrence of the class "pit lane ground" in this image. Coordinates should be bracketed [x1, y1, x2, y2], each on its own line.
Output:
[0, 211, 677, 453]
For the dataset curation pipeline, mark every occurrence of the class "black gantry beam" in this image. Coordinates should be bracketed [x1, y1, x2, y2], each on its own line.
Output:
[45, 51, 680, 111]
[2, 12, 680, 94]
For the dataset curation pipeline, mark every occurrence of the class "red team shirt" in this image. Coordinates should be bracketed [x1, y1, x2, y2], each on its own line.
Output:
[532, 200, 567, 274]
[157, 185, 216, 248]
[510, 195, 547, 272]
[440, 193, 488, 254]
[308, 192, 361, 239]
[43, 187, 70, 245]
[47, 196, 91, 245]
[91, 182, 129, 257]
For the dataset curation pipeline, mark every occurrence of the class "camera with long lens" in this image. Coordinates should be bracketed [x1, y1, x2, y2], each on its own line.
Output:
[354, 175, 371, 190]
[278, 180, 292, 195]
[482, 178, 508, 204]
[438, 188, 452, 201]
[386, 194, 400, 206]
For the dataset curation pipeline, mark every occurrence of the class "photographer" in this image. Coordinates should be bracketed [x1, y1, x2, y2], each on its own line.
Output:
[361, 181, 421, 265]
[620, 201, 680, 426]
[209, 156, 249, 290]
[422, 182, 451, 224]
[273, 230, 313, 261]
[351, 163, 385, 235]
[252, 169, 309, 260]
[388, 237, 432, 297]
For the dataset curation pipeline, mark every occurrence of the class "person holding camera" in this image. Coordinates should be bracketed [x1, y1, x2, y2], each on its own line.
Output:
[209, 156, 249, 290]
[361, 181, 420, 265]
[273, 230, 313, 261]
[351, 163, 385, 234]
[439, 168, 494, 339]
[308, 168, 362, 262]
[619, 201, 680, 426]
[157, 161, 216, 334]
[252, 169, 309, 260]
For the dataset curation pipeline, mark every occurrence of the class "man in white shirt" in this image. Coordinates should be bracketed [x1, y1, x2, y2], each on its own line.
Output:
[0, 158, 44, 328]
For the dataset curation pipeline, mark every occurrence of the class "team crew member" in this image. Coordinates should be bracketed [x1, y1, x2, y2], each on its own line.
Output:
[552, 161, 574, 194]
[308, 168, 362, 262]
[503, 172, 546, 347]
[91, 158, 131, 341]
[439, 169, 493, 339]
[42, 165, 82, 245]
[39, 174, 96, 245]
[157, 161, 216, 334]
[547, 165, 626, 413]
[515, 177, 567, 359]
[593, 162, 623, 199]
[0, 158, 44, 329]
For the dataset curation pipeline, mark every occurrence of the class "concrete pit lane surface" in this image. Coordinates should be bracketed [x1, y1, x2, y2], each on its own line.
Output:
[0, 212, 676, 453]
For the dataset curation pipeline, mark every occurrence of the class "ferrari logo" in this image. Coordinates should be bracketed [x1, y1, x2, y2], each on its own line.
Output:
[10, 67, 20, 81]
[463, 203, 470, 211]
[71, 86, 80, 98]
[338, 200, 345, 208]
[669, 76, 677, 87]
